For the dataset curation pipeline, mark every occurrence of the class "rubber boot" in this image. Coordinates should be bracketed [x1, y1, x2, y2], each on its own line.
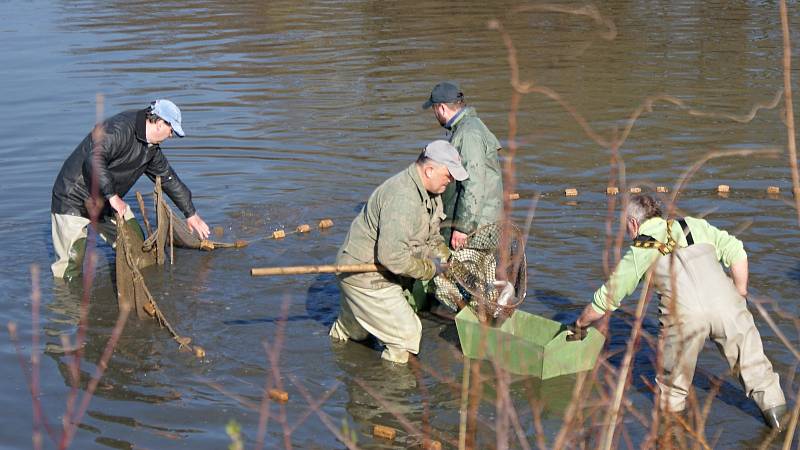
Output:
[761, 404, 787, 431]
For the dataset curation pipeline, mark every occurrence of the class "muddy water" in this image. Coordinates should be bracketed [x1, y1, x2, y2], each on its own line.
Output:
[1, 0, 799, 448]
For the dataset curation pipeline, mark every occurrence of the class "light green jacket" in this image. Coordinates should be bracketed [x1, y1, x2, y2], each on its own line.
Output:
[337, 164, 449, 289]
[443, 107, 503, 239]
[592, 216, 747, 314]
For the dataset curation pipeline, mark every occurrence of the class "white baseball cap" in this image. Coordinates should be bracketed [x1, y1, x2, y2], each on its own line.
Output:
[424, 140, 468, 181]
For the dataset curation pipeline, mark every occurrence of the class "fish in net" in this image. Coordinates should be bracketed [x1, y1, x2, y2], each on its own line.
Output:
[433, 221, 527, 322]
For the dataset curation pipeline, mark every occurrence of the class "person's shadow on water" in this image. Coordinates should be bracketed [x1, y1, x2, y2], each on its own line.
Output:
[222, 273, 340, 326]
[788, 261, 800, 284]
[305, 273, 341, 328]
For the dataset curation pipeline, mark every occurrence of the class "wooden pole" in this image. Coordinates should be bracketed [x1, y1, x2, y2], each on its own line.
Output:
[135, 191, 153, 236]
[250, 263, 385, 276]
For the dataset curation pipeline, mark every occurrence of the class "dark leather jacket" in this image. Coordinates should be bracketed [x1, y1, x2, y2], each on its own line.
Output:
[51, 109, 196, 219]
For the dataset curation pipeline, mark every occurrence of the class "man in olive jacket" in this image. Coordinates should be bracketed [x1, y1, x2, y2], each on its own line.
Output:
[330, 140, 468, 363]
[51, 99, 210, 280]
[423, 81, 503, 249]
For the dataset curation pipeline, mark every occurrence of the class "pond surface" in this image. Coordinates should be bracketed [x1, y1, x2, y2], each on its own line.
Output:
[1, 0, 799, 448]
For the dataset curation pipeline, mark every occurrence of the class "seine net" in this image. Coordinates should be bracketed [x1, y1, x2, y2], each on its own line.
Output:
[114, 176, 243, 351]
[434, 221, 527, 321]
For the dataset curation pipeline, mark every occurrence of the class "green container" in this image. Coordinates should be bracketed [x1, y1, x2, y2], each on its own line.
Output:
[455, 307, 605, 379]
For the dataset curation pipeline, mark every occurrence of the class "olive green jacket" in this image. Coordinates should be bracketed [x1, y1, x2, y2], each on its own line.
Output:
[337, 164, 450, 289]
[443, 107, 503, 240]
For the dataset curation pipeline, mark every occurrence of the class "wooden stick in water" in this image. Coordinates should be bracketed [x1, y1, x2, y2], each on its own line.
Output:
[136, 191, 153, 236]
[251, 263, 385, 276]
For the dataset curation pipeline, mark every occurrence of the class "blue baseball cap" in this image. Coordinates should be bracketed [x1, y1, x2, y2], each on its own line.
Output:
[150, 99, 185, 137]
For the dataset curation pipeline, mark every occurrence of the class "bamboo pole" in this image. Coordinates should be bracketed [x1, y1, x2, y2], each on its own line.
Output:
[250, 263, 385, 276]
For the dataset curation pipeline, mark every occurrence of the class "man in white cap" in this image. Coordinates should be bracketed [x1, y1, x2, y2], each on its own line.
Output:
[51, 99, 210, 280]
[330, 140, 468, 363]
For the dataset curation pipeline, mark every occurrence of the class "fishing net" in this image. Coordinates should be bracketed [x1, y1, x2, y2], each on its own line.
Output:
[434, 221, 527, 322]
[115, 215, 156, 318]
[114, 176, 243, 352]
[142, 177, 246, 265]
[115, 213, 193, 350]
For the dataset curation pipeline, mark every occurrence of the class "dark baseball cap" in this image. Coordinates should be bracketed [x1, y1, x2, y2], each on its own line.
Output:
[422, 82, 463, 109]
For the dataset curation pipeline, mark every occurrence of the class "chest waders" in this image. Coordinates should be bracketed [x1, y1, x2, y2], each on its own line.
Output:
[633, 219, 785, 420]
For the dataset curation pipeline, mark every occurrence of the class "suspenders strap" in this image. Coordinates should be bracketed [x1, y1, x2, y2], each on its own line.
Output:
[632, 218, 694, 254]
[677, 218, 694, 246]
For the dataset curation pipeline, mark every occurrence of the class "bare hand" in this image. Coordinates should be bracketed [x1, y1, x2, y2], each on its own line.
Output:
[450, 230, 468, 249]
[109, 194, 128, 217]
[186, 214, 210, 240]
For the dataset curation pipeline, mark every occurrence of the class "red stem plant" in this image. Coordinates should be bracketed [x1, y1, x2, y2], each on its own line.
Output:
[7, 94, 132, 450]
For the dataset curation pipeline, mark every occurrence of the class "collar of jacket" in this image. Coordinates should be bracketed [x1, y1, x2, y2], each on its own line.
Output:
[444, 106, 467, 130]
[406, 163, 436, 210]
[447, 106, 476, 131]
[637, 216, 667, 241]
[135, 108, 153, 146]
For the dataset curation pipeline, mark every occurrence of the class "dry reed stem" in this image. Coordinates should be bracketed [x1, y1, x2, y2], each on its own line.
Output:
[289, 375, 359, 450]
[351, 377, 426, 439]
[458, 357, 469, 450]
[780, 382, 800, 450]
[255, 298, 290, 450]
[61, 304, 130, 449]
[30, 265, 43, 450]
[600, 271, 653, 450]
[511, 4, 616, 41]
[407, 357, 434, 448]
[286, 381, 340, 435]
[778, 0, 800, 226]
[496, 372, 533, 450]
[551, 371, 590, 449]
[59, 94, 136, 449]
[749, 296, 800, 361]
[492, 6, 799, 446]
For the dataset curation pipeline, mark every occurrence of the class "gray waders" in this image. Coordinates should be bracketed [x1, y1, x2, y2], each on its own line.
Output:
[651, 240, 785, 415]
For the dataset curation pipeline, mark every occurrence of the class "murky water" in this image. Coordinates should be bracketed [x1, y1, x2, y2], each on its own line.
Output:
[2, 0, 799, 448]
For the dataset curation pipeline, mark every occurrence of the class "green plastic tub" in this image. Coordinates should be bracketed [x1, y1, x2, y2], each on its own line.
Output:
[455, 307, 605, 379]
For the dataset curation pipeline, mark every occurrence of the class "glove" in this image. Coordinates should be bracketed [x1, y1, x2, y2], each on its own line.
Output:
[492, 280, 516, 306]
[566, 321, 588, 342]
[434, 241, 452, 262]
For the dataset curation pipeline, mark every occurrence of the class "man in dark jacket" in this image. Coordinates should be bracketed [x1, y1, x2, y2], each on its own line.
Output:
[51, 99, 210, 279]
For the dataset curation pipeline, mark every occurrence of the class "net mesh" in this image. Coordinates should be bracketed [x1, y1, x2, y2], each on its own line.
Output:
[434, 221, 527, 321]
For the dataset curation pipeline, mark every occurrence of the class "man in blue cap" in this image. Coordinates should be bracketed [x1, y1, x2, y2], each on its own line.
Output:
[51, 99, 210, 279]
[423, 82, 503, 250]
